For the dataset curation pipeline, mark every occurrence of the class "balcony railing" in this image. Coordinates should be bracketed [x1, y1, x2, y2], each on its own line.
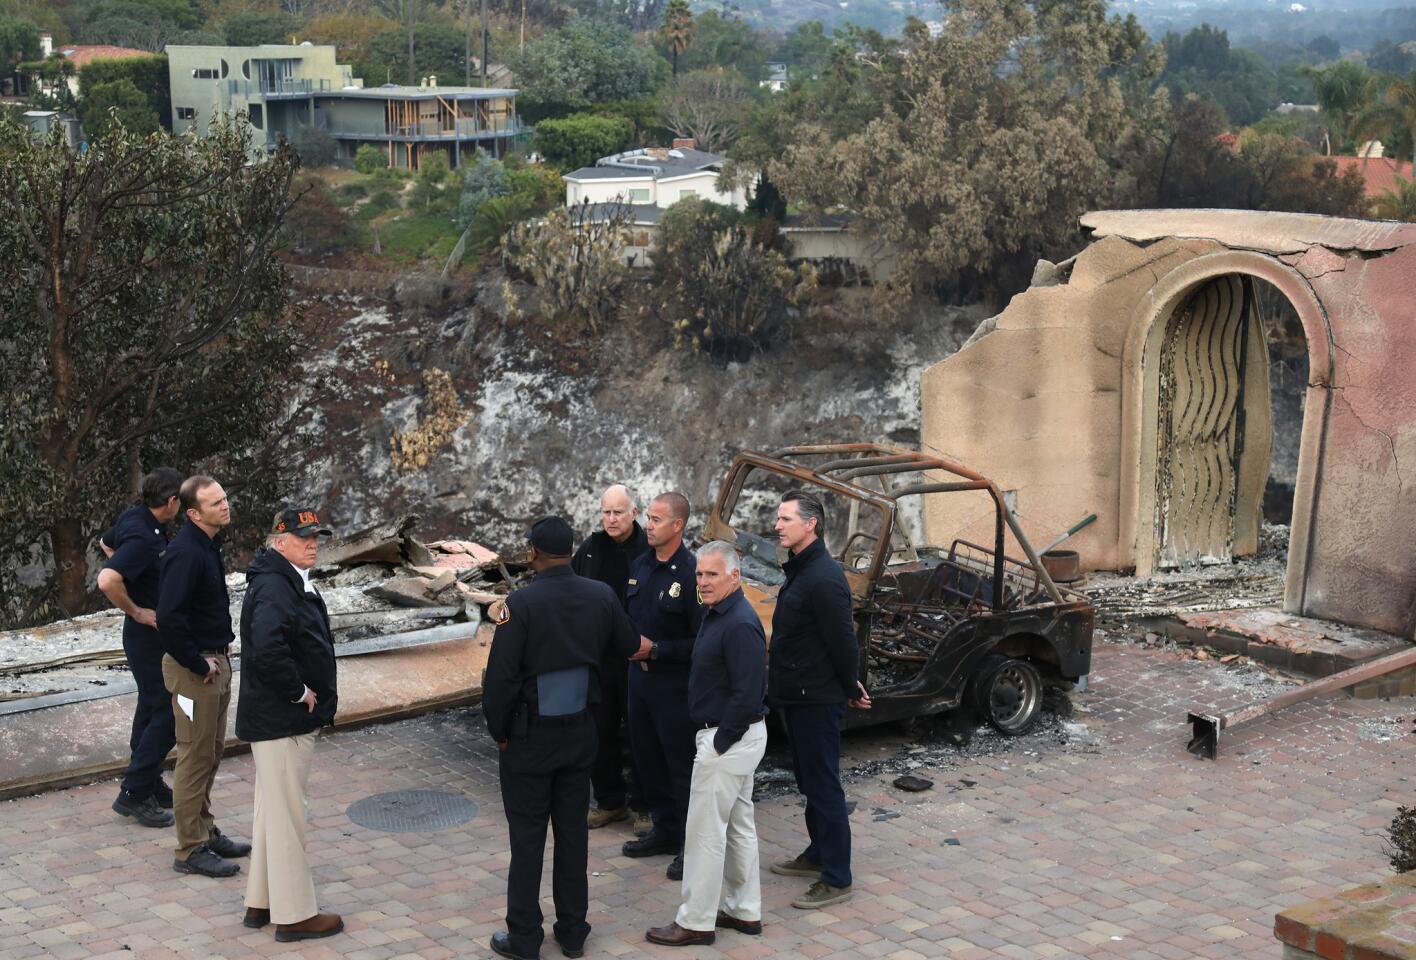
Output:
[227, 78, 332, 98]
[383, 117, 520, 138]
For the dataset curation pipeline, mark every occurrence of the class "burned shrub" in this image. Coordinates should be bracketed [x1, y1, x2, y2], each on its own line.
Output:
[1389, 805, 1416, 874]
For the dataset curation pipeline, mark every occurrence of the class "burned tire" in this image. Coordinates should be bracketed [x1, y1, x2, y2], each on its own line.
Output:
[970, 654, 1043, 736]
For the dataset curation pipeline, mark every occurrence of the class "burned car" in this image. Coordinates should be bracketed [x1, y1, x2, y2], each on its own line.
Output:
[701, 444, 1094, 735]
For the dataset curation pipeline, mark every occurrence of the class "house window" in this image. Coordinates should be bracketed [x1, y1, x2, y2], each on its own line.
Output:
[248, 104, 264, 130]
[176, 107, 196, 121]
[626, 188, 651, 204]
[220, 58, 229, 79]
[192, 67, 218, 79]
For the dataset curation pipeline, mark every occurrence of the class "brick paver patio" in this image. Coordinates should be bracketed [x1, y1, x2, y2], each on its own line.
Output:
[2, 642, 1412, 959]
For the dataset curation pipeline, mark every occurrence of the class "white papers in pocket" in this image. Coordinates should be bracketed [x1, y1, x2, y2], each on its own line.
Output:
[177, 694, 194, 721]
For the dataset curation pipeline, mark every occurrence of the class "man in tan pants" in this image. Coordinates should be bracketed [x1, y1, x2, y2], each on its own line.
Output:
[235, 508, 342, 942]
[157, 475, 249, 877]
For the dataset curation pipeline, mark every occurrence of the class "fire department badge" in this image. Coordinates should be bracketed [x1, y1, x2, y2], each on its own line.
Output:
[668, 582, 682, 598]
[491, 598, 511, 625]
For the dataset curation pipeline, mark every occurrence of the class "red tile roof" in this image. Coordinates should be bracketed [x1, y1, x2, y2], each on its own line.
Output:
[1331, 155, 1414, 198]
[58, 45, 150, 69]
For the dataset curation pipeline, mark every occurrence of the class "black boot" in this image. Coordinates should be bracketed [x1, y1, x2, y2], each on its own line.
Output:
[152, 778, 173, 810]
[173, 843, 240, 878]
[208, 827, 251, 859]
[112, 790, 174, 828]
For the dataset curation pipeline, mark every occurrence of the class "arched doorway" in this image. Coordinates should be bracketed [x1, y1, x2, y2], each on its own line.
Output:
[1119, 252, 1334, 614]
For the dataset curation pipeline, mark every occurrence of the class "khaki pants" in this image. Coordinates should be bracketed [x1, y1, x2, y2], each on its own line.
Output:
[244, 733, 319, 924]
[675, 720, 767, 932]
[161, 652, 231, 860]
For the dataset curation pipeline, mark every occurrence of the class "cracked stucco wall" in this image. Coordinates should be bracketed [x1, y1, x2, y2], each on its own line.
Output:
[921, 214, 1416, 637]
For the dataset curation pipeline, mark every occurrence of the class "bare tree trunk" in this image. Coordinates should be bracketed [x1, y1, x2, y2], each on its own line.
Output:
[480, 0, 489, 88]
[51, 515, 87, 616]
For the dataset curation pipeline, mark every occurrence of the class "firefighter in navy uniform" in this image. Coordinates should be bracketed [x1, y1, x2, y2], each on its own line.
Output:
[484, 516, 640, 960]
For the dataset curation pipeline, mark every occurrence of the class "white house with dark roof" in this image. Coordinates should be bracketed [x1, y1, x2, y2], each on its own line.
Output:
[562, 140, 749, 209]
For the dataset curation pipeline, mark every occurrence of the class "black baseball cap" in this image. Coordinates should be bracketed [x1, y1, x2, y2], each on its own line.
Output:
[525, 516, 573, 556]
[271, 507, 333, 539]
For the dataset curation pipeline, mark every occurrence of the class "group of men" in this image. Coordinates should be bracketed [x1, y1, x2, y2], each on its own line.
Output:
[99, 470, 866, 957]
[99, 470, 343, 943]
[483, 485, 869, 959]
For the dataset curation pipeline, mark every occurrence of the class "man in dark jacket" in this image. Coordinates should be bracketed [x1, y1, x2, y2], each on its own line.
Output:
[485, 516, 640, 960]
[235, 507, 342, 944]
[767, 491, 871, 910]
[158, 475, 250, 878]
[646, 540, 768, 947]
[570, 484, 650, 831]
[98, 466, 183, 829]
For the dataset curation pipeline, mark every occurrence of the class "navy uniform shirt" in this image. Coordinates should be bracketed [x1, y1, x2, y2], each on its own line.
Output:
[157, 522, 234, 676]
[482, 565, 639, 743]
[688, 588, 767, 755]
[100, 504, 169, 641]
[625, 542, 703, 672]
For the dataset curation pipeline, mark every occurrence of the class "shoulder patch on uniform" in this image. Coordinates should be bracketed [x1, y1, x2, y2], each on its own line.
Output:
[492, 598, 511, 625]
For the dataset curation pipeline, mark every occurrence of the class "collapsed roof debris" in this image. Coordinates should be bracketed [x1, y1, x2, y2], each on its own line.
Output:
[0, 515, 527, 705]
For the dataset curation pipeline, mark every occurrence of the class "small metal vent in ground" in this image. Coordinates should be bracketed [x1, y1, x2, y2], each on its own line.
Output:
[346, 789, 478, 833]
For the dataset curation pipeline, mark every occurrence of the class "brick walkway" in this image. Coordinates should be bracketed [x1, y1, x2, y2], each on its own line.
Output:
[2, 643, 1412, 960]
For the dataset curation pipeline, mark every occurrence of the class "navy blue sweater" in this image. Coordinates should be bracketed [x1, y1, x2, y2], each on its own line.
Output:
[157, 522, 234, 676]
[768, 537, 859, 706]
[688, 588, 767, 754]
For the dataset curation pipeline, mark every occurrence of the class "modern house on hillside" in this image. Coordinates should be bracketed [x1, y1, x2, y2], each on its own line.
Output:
[166, 43, 520, 170]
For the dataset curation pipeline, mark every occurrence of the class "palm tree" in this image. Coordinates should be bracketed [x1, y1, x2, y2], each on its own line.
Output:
[1303, 60, 1374, 154]
[1352, 69, 1416, 169]
[1375, 175, 1416, 220]
[660, 0, 694, 78]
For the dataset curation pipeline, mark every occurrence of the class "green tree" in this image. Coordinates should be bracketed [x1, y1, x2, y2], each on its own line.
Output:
[0, 116, 300, 620]
[513, 19, 669, 121]
[370, 23, 469, 85]
[410, 150, 452, 210]
[223, 11, 301, 46]
[770, 0, 1163, 307]
[670, 10, 766, 82]
[286, 123, 337, 168]
[284, 175, 358, 255]
[781, 21, 834, 75]
[458, 150, 510, 224]
[659, 0, 692, 77]
[533, 113, 634, 170]
[79, 53, 170, 129]
[1352, 69, 1416, 168]
[80, 78, 160, 138]
[355, 143, 387, 173]
[0, 15, 41, 75]
[1159, 26, 1280, 126]
[1304, 59, 1373, 153]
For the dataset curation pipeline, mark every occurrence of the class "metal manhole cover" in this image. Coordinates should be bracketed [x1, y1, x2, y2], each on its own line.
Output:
[346, 789, 479, 833]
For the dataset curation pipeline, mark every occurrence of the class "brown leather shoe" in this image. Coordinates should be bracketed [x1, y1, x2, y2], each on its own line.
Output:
[645, 921, 716, 946]
[715, 912, 763, 935]
[242, 907, 270, 929]
[274, 913, 343, 942]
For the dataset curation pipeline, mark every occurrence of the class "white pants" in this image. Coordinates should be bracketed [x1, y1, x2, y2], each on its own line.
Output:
[244, 732, 319, 925]
[675, 720, 767, 932]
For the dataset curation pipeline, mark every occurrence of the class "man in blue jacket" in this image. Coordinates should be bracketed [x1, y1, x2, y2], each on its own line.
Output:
[157, 475, 250, 879]
[98, 466, 183, 829]
[646, 540, 768, 947]
[236, 507, 343, 944]
[767, 491, 870, 909]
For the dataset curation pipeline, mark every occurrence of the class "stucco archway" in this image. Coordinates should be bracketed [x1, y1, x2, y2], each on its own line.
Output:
[1117, 251, 1333, 614]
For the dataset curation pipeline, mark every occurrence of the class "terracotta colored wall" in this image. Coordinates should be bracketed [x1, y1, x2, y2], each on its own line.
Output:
[921, 215, 1416, 637]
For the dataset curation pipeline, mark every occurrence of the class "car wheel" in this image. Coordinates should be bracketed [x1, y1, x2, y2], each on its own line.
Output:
[971, 654, 1043, 736]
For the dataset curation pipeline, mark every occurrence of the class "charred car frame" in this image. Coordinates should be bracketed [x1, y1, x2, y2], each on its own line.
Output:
[702, 443, 1094, 735]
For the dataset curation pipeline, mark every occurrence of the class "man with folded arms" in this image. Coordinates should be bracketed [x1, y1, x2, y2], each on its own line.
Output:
[158, 475, 250, 878]
[236, 508, 342, 943]
[646, 540, 768, 947]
